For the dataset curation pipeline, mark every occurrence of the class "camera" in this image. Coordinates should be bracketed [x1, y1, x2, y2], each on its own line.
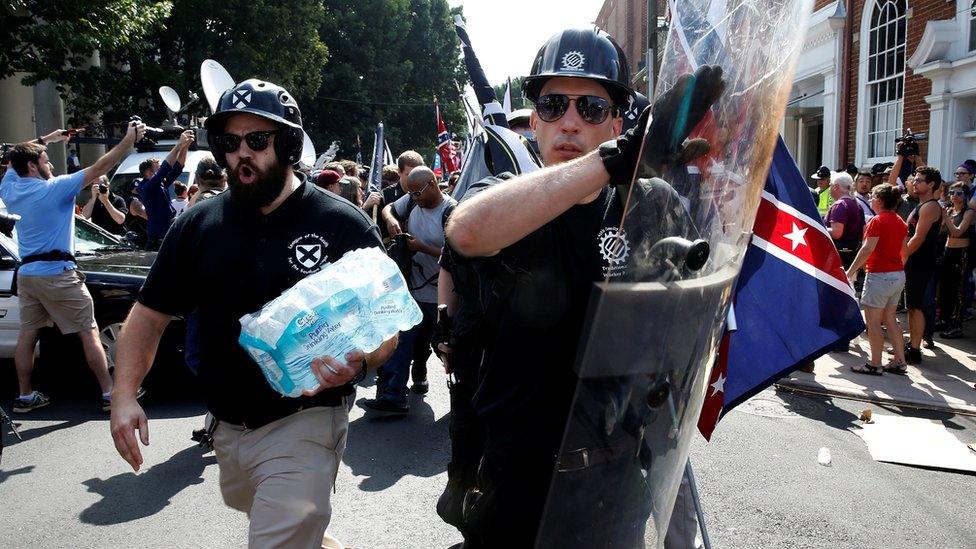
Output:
[98, 183, 108, 194]
[895, 128, 926, 157]
[129, 115, 167, 141]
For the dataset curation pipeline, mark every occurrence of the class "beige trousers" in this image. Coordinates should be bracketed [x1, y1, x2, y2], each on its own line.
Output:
[211, 405, 349, 549]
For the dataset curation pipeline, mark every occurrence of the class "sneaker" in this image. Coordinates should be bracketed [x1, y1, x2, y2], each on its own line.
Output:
[941, 328, 963, 339]
[905, 346, 922, 365]
[12, 391, 50, 413]
[362, 397, 409, 415]
[101, 387, 146, 412]
[922, 336, 935, 349]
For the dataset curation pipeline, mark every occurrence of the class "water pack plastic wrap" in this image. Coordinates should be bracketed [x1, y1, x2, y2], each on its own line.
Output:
[238, 247, 423, 397]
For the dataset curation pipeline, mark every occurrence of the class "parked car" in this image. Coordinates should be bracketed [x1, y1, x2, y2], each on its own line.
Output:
[0, 216, 186, 374]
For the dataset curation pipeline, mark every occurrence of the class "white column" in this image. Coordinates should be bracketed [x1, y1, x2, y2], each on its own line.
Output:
[925, 92, 952, 174]
[821, 70, 838, 169]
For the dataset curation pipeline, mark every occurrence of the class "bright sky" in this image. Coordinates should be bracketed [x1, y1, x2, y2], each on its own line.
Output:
[447, 0, 607, 86]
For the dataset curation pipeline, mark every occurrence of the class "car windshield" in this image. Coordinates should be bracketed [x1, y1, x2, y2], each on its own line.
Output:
[0, 216, 130, 259]
[74, 217, 130, 255]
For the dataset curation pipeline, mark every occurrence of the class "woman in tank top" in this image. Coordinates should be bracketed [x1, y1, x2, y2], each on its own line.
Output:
[939, 183, 974, 338]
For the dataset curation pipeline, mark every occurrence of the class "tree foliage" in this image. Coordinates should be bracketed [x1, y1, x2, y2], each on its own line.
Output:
[492, 76, 527, 111]
[0, 0, 172, 122]
[312, 0, 466, 160]
[2, 0, 466, 159]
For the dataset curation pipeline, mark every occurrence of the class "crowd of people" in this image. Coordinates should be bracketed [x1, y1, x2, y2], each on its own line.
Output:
[6, 19, 975, 549]
[812, 151, 976, 376]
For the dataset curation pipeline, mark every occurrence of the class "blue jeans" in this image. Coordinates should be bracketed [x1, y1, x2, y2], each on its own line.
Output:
[378, 301, 437, 406]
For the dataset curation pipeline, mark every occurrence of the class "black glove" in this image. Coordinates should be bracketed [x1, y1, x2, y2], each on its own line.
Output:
[600, 64, 726, 181]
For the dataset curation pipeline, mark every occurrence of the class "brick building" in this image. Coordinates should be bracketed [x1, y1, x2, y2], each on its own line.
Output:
[599, 0, 976, 178]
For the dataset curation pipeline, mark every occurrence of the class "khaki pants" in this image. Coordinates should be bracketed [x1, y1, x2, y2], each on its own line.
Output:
[211, 406, 349, 549]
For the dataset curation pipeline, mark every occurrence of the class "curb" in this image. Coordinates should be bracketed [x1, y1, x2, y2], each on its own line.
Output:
[775, 376, 976, 417]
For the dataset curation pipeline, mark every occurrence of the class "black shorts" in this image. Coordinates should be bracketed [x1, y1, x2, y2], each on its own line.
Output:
[904, 268, 934, 310]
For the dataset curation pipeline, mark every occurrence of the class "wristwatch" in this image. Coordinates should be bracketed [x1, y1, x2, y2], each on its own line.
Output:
[35, 136, 46, 145]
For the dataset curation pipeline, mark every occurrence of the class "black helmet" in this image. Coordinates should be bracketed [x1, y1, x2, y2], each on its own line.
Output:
[523, 27, 632, 106]
[204, 79, 304, 168]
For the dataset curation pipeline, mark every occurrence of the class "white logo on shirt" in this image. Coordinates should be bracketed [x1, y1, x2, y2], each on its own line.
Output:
[598, 227, 630, 278]
[287, 233, 329, 274]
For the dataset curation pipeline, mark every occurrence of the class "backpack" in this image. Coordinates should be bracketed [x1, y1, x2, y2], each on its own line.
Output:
[384, 200, 454, 290]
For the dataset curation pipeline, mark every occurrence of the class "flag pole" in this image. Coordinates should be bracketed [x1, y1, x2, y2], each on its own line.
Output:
[685, 460, 712, 549]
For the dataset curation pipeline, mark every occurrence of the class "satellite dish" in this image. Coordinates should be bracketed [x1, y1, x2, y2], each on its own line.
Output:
[300, 131, 316, 167]
[200, 59, 236, 114]
[158, 86, 182, 113]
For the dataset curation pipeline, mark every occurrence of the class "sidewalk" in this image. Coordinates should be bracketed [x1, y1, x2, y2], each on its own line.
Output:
[777, 328, 976, 415]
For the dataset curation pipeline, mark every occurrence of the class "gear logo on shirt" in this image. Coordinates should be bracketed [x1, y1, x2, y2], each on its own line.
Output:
[288, 233, 329, 274]
[598, 227, 630, 278]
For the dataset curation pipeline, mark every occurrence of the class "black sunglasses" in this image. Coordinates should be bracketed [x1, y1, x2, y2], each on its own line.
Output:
[409, 180, 434, 198]
[213, 130, 280, 153]
[535, 94, 616, 124]
[949, 190, 966, 196]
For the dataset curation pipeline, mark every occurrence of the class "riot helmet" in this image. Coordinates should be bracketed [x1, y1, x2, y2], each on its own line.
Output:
[523, 27, 633, 108]
[204, 79, 305, 168]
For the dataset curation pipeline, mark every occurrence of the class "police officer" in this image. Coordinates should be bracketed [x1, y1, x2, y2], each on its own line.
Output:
[109, 79, 397, 548]
[447, 27, 723, 546]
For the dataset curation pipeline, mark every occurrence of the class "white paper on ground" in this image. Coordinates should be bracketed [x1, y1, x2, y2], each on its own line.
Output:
[854, 414, 976, 473]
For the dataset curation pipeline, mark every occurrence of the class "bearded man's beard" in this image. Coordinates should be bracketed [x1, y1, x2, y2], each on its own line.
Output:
[228, 159, 288, 209]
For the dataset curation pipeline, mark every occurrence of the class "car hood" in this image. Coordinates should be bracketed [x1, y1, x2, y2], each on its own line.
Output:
[75, 249, 157, 277]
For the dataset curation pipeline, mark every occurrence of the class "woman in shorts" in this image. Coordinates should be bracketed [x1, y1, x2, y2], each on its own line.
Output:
[846, 184, 909, 375]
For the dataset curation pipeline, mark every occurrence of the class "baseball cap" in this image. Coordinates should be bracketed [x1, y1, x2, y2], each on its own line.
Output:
[810, 165, 830, 179]
[315, 169, 342, 188]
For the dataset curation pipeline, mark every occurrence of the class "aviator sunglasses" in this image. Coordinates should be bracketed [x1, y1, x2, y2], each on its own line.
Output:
[535, 94, 616, 124]
[213, 130, 280, 153]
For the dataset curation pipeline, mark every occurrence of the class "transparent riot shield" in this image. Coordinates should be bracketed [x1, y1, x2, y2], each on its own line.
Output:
[536, 1, 813, 547]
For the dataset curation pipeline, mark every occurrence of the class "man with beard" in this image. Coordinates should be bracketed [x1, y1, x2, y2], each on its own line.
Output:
[446, 27, 721, 546]
[1, 121, 146, 413]
[109, 79, 397, 547]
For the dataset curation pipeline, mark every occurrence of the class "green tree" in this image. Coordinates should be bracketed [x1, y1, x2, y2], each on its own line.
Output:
[0, 0, 172, 124]
[493, 76, 527, 111]
[311, 0, 466, 162]
[109, 0, 328, 126]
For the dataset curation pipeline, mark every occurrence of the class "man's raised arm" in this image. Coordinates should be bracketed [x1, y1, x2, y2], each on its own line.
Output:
[84, 121, 145, 187]
[447, 152, 610, 257]
[109, 302, 173, 472]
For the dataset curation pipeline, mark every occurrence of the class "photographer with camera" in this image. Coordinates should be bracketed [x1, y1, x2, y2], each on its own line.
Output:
[138, 129, 195, 250]
[82, 175, 128, 235]
[1, 120, 146, 413]
[889, 130, 926, 189]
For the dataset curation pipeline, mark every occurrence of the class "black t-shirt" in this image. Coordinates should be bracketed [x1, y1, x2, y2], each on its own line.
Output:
[138, 179, 383, 426]
[91, 193, 128, 235]
[466, 174, 695, 458]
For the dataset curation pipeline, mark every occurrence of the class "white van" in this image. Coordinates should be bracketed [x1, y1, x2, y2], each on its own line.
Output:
[108, 145, 215, 198]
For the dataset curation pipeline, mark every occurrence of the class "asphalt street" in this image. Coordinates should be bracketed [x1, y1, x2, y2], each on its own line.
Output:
[2, 355, 975, 548]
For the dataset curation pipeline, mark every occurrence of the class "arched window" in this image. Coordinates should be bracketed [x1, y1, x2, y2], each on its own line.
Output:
[865, 0, 907, 159]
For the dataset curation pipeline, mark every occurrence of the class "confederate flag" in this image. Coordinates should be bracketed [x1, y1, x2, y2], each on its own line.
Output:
[436, 100, 460, 174]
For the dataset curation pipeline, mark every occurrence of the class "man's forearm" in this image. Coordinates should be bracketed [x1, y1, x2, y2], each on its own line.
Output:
[438, 268, 458, 316]
[85, 139, 133, 185]
[82, 198, 96, 219]
[114, 303, 171, 397]
[365, 335, 398, 371]
[447, 150, 610, 257]
[104, 200, 126, 225]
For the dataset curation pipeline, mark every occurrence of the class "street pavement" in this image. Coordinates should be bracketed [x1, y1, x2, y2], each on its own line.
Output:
[779, 322, 976, 415]
[2, 351, 975, 548]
